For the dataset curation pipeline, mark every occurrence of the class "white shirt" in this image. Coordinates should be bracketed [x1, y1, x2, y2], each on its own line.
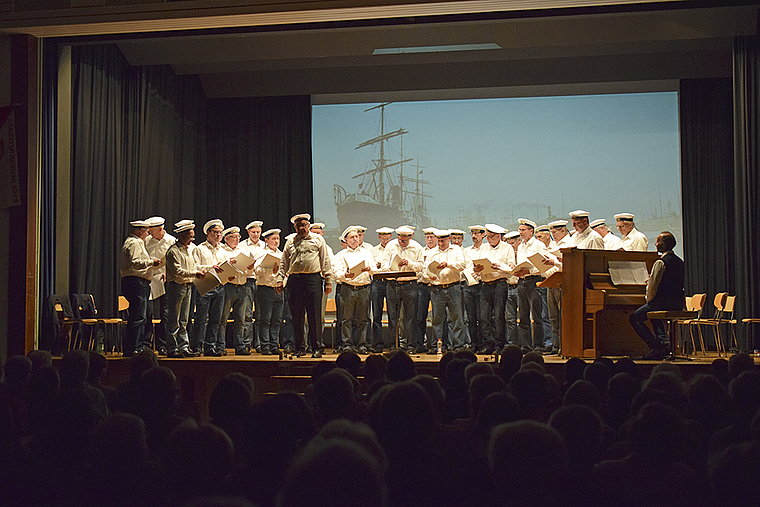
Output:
[621, 227, 649, 251]
[120, 235, 155, 280]
[193, 240, 228, 272]
[572, 226, 605, 250]
[425, 245, 466, 285]
[602, 232, 622, 250]
[381, 241, 424, 276]
[165, 242, 199, 284]
[333, 247, 376, 286]
[277, 232, 332, 283]
[371, 243, 389, 271]
[515, 236, 548, 277]
[145, 232, 176, 277]
[477, 241, 516, 282]
[243, 239, 264, 279]
[222, 244, 249, 285]
[254, 246, 282, 287]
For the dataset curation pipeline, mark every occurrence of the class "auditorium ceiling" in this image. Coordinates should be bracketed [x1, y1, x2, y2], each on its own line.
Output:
[3, 1, 759, 102]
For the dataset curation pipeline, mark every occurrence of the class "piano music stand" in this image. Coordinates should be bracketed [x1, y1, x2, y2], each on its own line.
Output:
[647, 310, 699, 361]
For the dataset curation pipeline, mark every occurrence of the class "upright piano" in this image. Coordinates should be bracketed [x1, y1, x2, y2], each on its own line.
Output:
[559, 248, 660, 358]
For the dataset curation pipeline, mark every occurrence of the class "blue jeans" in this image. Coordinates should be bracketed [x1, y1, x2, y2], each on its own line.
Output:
[244, 278, 257, 349]
[480, 280, 507, 352]
[165, 281, 192, 354]
[518, 276, 544, 350]
[540, 287, 553, 348]
[387, 280, 418, 350]
[430, 283, 467, 350]
[370, 279, 387, 347]
[222, 283, 250, 353]
[547, 287, 562, 351]
[506, 284, 519, 346]
[630, 301, 670, 349]
[416, 283, 431, 350]
[256, 285, 284, 352]
[121, 276, 151, 354]
[193, 284, 225, 353]
[464, 282, 482, 350]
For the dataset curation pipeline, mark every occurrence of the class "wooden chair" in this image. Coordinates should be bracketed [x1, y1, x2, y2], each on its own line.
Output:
[741, 314, 760, 353]
[693, 292, 728, 356]
[717, 295, 738, 353]
[72, 293, 101, 350]
[50, 294, 79, 353]
[324, 297, 337, 349]
[679, 293, 707, 356]
[103, 296, 129, 353]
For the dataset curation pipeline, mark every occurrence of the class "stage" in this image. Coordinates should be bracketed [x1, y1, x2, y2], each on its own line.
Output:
[94, 349, 732, 420]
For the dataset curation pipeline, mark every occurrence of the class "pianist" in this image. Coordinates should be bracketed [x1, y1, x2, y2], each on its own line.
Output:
[628, 231, 685, 360]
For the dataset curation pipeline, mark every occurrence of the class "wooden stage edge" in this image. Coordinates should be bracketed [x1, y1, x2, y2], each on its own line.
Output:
[95, 349, 738, 417]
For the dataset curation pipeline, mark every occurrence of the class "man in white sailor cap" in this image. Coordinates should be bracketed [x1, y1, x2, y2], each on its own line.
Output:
[534, 224, 556, 251]
[144, 216, 176, 355]
[512, 218, 547, 352]
[615, 213, 649, 251]
[545, 220, 573, 354]
[382, 225, 424, 353]
[243, 220, 264, 351]
[333, 226, 376, 353]
[450, 229, 466, 247]
[254, 228, 284, 355]
[191, 219, 228, 356]
[463, 225, 487, 352]
[590, 218, 622, 250]
[369, 227, 394, 352]
[502, 230, 522, 346]
[276, 213, 332, 358]
[119, 219, 161, 356]
[164, 220, 204, 357]
[425, 229, 468, 352]
[473, 223, 516, 354]
[417, 227, 440, 352]
[568, 210, 605, 249]
[220, 226, 254, 355]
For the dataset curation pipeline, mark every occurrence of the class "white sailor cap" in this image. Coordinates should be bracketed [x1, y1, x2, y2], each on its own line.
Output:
[504, 231, 521, 240]
[145, 216, 165, 227]
[222, 226, 240, 237]
[518, 218, 537, 229]
[341, 226, 358, 241]
[548, 220, 568, 229]
[423, 227, 437, 235]
[376, 227, 394, 234]
[569, 210, 590, 219]
[485, 223, 506, 235]
[536, 224, 551, 233]
[130, 219, 151, 228]
[174, 221, 195, 234]
[468, 225, 486, 233]
[203, 219, 224, 234]
[290, 213, 311, 224]
[355, 225, 368, 233]
[450, 229, 465, 236]
[310, 222, 325, 230]
[246, 220, 263, 229]
[395, 226, 415, 236]
[262, 228, 281, 238]
[590, 218, 607, 229]
[434, 229, 451, 238]
[614, 212, 635, 221]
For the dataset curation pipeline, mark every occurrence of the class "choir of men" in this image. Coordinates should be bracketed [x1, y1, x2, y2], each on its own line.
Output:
[120, 208, 653, 357]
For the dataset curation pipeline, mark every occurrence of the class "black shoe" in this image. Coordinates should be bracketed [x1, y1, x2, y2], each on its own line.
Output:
[182, 348, 200, 357]
[167, 351, 185, 358]
[643, 346, 670, 361]
[261, 349, 272, 355]
[312, 350, 323, 358]
[293, 350, 305, 357]
[358, 347, 369, 354]
[406, 347, 418, 354]
[208, 349, 224, 357]
[426, 349, 438, 355]
[235, 348, 252, 356]
[158, 347, 168, 356]
[373, 345, 384, 354]
[284, 345, 295, 354]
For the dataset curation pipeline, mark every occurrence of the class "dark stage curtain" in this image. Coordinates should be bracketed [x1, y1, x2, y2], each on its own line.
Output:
[679, 78, 735, 349]
[733, 36, 760, 351]
[68, 44, 312, 316]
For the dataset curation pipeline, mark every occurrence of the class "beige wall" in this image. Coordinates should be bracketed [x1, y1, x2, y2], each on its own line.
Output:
[0, 34, 10, 366]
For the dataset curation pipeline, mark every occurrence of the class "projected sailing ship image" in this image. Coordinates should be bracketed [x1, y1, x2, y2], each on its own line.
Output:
[333, 103, 432, 235]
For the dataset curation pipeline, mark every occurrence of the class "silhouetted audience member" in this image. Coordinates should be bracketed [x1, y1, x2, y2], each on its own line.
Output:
[728, 352, 755, 380]
[278, 439, 388, 507]
[605, 372, 641, 431]
[710, 358, 730, 386]
[314, 368, 359, 424]
[643, 371, 687, 413]
[613, 356, 642, 382]
[497, 344, 523, 383]
[583, 360, 612, 396]
[88, 351, 118, 412]
[316, 419, 388, 472]
[363, 353, 388, 386]
[59, 349, 110, 420]
[160, 419, 235, 506]
[464, 361, 493, 385]
[709, 370, 760, 457]
[25, 365, 60, 437]
[687, 373, 731, 436]
[563, 379, 602, 414]
[0, 355, 31, 438]
[411, 374, 445, 419]
[27, 349, 53, 371]
[562, 357, 587, 392]
[521, 350, 545, 369]
[488, 420, 569, 507]
[335, 350, 362, 378]
[442, 358, 471, 423]
[385, 350, 416, 382]
[510, 369, 552, 422]
[117, 347, 159, 414]
[708, 441, 760, 507]
[136, 366, 187, 453]
[592, 402, 701, 507]
[209, 372, 254, 458]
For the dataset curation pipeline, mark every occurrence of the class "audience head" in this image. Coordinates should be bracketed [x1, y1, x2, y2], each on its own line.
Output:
[583, 361, 611, 395]
[2, 355, 32, 391]
[729, 370, 760, 421]
[629, 402, 686, 463]
[476, 391, 521, 439]
[370, 381, 436, 455]
[129, 348, 159, 381]
[386, 350, 416, 382]
[335, 351, 362, 378]
[137, 366, 180, 419]
[27, 349, 53, 371]
[563, 379, 602, 414]
[59, 349, 90, 390]
[364, 354, 388, 385]
[464, 361, 494, 386]
[711, 358, 730, 385]
[563, 357, 587, 387]
[549, 404, 604, 468]
[498, 345, 523, 383]
[728, 353, 755, 380]
[209, 373, 254, 429]
[521, 351, 545, 368]
[468, 374, 507, 418]
[314, 368, 358, 423]
[411, 374, 445, 418]
[87, 351, 108, 384]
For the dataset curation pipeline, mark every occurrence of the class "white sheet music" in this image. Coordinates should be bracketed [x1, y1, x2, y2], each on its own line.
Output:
[608, 261, 649, 285]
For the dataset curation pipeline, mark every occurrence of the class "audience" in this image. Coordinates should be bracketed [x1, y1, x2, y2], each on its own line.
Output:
[1, 347, 758, 507]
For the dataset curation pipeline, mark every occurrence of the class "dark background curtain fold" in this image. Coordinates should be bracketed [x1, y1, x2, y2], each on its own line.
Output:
[733, 35, 760, 351]
[69, 44, 312, 316]
[678, 77, 736, 341]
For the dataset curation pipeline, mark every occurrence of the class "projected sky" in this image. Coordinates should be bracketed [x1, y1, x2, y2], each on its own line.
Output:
[312, 93, 681, 249]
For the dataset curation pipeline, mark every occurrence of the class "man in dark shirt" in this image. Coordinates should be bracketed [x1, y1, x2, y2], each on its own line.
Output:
[629, 231, 685, 360]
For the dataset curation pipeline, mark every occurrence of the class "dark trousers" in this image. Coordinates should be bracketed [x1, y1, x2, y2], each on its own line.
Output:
[340, 283, 371, 349]
[244, 278, 257, 349]
[222, 283, 250, 353]
[480, 280, 507, 352]
[387, 280, 418, 349]
[280, 295, 295, 350]
[464, 282, 482, 350]
[256, 285, 284, 352]
[287, 273, 324, 353]
[517, 276, 544, 350]
[370, 279, 387, 347]
[630, 301, 672, 349]
[506, 284, 519, 346]
[416, 283, 431, 351]
[145, 293, 168, 350]
[193, 285, 225, 353]
[122, 276, 151, 354]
